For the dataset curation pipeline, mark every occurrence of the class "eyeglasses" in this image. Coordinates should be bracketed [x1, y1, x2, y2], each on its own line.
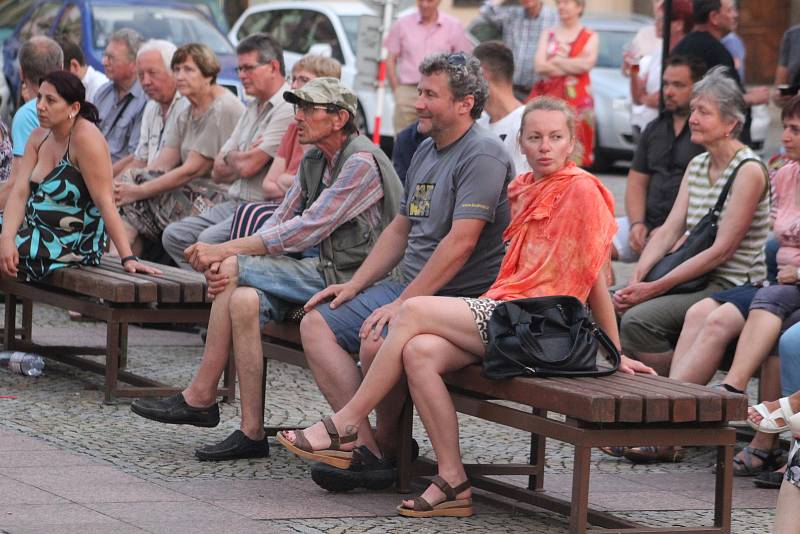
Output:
[447, 53, 467, 67]
[292, 101, 338, 115]
[235, 62, 270, 75]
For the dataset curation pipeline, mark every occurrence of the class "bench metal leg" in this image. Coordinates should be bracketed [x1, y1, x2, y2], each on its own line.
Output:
[105, 320, 121, 404]
[119, 322, 129, 370]
[21, 299, 32, 342]
[529, 407, 546, 491]
[397, 398, 415, 493]
[714, 444, 734, 533]
[570, 445, 591, 534]
[3, 292, 17, 350]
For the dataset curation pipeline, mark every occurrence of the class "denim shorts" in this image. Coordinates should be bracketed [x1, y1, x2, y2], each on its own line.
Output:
[237, 254, 326, 328]
[315, 280, 407, 353]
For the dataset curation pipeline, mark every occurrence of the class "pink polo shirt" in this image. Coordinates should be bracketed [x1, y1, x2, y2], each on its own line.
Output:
[384, 10, 474, 85]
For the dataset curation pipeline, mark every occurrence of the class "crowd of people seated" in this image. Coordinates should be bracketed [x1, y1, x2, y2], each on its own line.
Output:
[4, 0, 800, 528]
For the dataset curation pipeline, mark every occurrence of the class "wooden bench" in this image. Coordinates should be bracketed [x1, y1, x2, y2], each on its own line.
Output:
[260, 322, 747, 534]
[0, 256, 234, 403]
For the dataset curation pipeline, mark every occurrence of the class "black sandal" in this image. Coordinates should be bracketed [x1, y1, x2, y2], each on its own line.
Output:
[397, 475, 473, 518]
[732, 446, 785, 477]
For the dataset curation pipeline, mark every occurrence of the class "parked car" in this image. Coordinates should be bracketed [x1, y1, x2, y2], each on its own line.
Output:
[2, 0, 242, 113]
[230, 0, 396, 141]
[469, 13, 768, 169]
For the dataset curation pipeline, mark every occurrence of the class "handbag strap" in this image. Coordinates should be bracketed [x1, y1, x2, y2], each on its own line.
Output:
[710, 156, 763, 219]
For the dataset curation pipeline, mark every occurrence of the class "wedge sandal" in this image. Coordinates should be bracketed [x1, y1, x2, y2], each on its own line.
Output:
[277, 415, 357, 469]
[748, 397, 795, 434]
[397, 475, 473, 518]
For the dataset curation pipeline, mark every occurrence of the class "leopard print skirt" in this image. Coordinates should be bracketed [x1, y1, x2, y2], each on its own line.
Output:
[461, 297, 502, 346]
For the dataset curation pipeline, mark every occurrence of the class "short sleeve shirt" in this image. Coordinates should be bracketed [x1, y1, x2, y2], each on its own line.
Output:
[384, 11, 474, 85]
[220, 83, 293, 201]
[780, 25, 800, 86]
[94, 80, 147, 161]
[672, 31, 741, 87]
[134, 94, 188, 165]
[10, 99, 38, 157]
[399, 124, 512, 297]
[163, 90, 244, 183]
[476, 106, 527, 175]
[631, 112, 704, 229]
[276, 123, 306, 176]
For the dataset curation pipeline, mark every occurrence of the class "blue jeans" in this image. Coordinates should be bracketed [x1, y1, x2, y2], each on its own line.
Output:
[780, 322, 800, 396]
[237, 254, 326, 328]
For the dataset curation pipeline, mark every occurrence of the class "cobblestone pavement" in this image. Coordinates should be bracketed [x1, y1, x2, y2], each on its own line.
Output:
[0, 303, 780, 533]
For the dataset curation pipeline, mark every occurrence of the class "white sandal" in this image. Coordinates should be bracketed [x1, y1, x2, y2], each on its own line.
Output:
[789, 412, 800, 435]
[748, 397, 795, 434]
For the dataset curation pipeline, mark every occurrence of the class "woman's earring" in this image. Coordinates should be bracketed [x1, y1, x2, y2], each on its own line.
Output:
[69, 113, 74, 119]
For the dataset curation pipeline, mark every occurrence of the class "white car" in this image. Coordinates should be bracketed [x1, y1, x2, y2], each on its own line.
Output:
[230, 1, 396, 141]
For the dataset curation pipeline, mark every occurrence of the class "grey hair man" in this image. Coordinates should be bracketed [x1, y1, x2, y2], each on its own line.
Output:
[130, 78, 404, 462]
[114, 39, 180, 178]
[0, 36, 63, 210]
[298, 52, 513, 491]
[95, 28, 147, 174]
[162, 33, 295, 269]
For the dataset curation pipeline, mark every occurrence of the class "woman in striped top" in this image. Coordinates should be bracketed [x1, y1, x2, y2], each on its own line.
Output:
[613, 66, 770, 423]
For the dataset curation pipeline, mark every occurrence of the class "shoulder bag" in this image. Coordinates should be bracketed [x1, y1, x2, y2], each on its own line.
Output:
[642, 158, 759, 294]
[483, 296, 620, 379]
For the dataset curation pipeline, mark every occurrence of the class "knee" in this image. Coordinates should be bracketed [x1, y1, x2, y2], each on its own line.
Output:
[229, 287, 259, 325]
[402, 336, 437, 380]
[702, 308, 743, 341]
[300, 310, 332, 352]
[162, 221, 184, 249]
[220, 254, 239, 280]
[393, 298, 426, 330]
[197, 225, 221, 245]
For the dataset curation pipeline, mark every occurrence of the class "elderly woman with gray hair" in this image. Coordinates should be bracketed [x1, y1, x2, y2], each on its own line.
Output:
[613, 66, 770, 433]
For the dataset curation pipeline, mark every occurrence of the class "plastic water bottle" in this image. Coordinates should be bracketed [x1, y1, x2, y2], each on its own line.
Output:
[0, 351, 45, 377]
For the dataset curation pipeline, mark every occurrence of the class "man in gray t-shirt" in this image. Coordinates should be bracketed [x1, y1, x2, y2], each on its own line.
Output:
[299, 52, 512, 490]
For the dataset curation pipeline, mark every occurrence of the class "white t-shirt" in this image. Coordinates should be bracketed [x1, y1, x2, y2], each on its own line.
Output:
[631, 53, 662, 132]
[83, 66, 109, 104]
[477, 105, 528, 175]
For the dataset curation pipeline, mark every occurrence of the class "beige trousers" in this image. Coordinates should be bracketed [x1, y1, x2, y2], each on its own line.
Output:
[393, 85, 418, 133]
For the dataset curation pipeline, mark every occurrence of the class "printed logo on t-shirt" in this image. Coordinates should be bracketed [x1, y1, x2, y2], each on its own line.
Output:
[408, 183, 435, 217]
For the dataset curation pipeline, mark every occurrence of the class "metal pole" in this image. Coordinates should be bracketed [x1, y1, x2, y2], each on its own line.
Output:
[660, 0, 672, 112]
[372, 0, 395, 145]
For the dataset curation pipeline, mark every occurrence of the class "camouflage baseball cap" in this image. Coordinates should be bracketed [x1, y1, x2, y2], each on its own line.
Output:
[283, 77, 357, 117]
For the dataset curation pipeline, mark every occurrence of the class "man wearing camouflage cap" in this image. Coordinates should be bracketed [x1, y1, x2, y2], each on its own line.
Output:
[130, 77, 404, 461]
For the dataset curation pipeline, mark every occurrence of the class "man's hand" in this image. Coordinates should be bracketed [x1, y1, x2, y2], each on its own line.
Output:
[613, 281, 663, 313]
[359, 299, 403, 341]
[304, 282, 358, 312]
[619, 355, 657, 375]
[628, 223, 650, 254]
[185, 242, 229, 272]
[778, 264, 799, 285]
[113, 182, 143, 206]
[204, 262, 229, 298]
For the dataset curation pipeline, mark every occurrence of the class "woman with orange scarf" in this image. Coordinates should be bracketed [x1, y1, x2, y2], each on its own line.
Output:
[278, 97, 655, 517]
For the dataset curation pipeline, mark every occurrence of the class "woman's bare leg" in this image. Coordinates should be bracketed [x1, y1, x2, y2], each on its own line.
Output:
[282, 296, 485, 449]
[724, 309, 783, 391]
[401, 334, 479, 507]
[670, 301, 744, 384]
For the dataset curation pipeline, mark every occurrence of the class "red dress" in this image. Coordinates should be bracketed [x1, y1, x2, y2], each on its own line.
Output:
[528, 28, 595, 167]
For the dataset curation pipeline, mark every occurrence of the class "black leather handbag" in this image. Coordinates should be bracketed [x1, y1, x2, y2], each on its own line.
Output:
[642, 158, 757, 294]
[483, 296, 620, 379]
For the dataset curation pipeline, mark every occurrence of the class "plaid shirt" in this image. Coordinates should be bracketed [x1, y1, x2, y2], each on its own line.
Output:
[257, 151, 383, 255]
[478, 2, 558, 89]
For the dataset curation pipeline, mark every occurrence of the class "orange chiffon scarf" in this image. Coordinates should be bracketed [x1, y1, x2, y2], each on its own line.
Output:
[482, 162, 617, 303]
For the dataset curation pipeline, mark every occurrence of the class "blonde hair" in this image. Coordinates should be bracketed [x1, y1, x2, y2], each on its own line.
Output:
[519, 96, 582, 163]
[293, 54, 342, 79]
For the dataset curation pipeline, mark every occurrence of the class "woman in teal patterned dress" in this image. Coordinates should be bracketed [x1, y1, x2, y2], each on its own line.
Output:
[0, 70, 159, 279]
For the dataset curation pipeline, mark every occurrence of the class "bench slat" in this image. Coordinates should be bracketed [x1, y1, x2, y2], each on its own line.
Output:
[46, 267, 138, 302]
[598, 373, 671, 422]
[444, 365, 618, 423]
[100, 257, 206, 303]
[96, 261, 181, 303]
[80, 266, 158, 302]
[548, 377, 644, 422]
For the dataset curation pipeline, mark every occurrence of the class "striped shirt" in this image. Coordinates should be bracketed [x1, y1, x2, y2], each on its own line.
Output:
[685, 147, 770, 286]
[257, 151, 383, 255]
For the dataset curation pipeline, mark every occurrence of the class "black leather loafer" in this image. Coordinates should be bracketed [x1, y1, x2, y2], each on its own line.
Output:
[311, 439, 419, 492]
[195, 430, 270, 461]
[130, 393, 220, 427]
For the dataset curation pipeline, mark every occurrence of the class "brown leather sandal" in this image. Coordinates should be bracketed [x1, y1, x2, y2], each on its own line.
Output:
[277, 416, 357, 469]
[396, 475, 473, 518]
